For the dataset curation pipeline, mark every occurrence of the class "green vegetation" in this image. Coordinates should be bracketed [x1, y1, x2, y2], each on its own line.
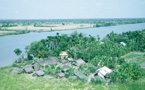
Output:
[14, 48, 22, 57]
[43, 65, 62, 75]
[22, 29, 145, 84]
[1, 27, 145, 89]
[109, 62, 144, 83]
[95, 18, 145, 27]
[123, 52, 145, 64]
[0, 67, 145, 90]
[1, 18, 145, 36]
[26, 29, 145, 61]
[0, 29, 30, 36]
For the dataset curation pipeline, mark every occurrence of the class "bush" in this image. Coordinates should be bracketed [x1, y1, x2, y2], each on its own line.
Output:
[43, 65, 62, 75]
[11, 60, 33, 68]
[117, 58, 125, 65]
[78, 64, 97, 76]
[90, 56, 118, 69]
[27, 54, 33, 60]
[109, 62, 145, 83]
[64, 68, 75, 78]
[91, 76, 105, 84]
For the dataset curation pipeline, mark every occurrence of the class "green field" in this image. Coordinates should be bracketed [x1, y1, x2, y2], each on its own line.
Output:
[0, 67, 145, 90]
[123, 52, 145, 64]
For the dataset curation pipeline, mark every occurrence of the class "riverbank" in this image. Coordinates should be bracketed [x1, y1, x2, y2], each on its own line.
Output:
[1, 23, 145, 67]
[0, 23, 94, 36]
[1, 18, 145, 36]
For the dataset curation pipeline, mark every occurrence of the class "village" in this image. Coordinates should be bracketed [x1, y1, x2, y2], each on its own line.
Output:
[11, 51, 114, 84]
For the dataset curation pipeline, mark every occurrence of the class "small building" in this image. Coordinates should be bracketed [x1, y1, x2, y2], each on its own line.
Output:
[32, 70, 45, 77]
[95, 66, 113, 79]
[73, 59, 86, 66]
[23, 65, 34, 73]
[120, 42, 126, 46]
[37, 57, 59, 66]
[75, 72, 86, 79]
[62, 65, 71, 72]
[59, 51, 68, 59]
[57, 73, 65, 78]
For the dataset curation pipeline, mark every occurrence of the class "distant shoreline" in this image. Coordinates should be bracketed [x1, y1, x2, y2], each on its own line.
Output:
[1, 19, 145, 36]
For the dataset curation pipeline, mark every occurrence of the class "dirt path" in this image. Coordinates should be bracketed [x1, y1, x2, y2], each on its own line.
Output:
[120, 52, 133, 58]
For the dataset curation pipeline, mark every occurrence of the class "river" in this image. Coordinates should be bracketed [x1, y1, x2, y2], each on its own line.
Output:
[0, 23, 145, 67]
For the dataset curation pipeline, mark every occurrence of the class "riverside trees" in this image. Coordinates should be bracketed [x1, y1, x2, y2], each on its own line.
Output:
[16, 29, 145, 83]
[26, 29, 145, 62]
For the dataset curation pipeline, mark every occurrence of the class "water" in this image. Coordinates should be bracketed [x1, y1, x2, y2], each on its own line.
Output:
[0, 23, 145, 67]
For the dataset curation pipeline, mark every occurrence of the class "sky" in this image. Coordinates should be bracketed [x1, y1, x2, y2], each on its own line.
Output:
[0, 0, 145, 19]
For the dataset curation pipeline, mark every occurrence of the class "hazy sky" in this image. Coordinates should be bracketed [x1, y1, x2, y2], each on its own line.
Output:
[0, 0, 145, 19]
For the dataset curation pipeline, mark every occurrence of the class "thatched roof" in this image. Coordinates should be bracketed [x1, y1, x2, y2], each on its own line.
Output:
[37, 57, 59, 66]
[59, 51, 68, 56]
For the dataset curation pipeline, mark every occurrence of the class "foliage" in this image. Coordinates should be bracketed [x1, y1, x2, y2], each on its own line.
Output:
[11, 60, 33, 68]
[14, 48, 22, 56]
[78, 64, 97, 76]
[90, 56, 124, 69]
[27, 54, 33, 60]
[106, 30, 145, 52]
[109, 62, 145, 83]
[64, 67, 75, 78]
[23, 29, 145, 84]
[1, 67, 144, 90]
[43, 65, 62, 75]
[91, 76, 105, 84]
[26, 30, 140, 62]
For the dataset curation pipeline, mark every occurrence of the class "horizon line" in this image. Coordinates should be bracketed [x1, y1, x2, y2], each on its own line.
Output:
[0, 17, 145, 21]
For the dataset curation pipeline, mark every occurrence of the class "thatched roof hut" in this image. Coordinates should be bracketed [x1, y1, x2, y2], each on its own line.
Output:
[59, 51, 68, 59]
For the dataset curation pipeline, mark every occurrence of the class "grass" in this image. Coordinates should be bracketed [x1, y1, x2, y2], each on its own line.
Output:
[0, 67, 145, 90]
[123, 52, 145, 64]
[0, 29, 30, 36]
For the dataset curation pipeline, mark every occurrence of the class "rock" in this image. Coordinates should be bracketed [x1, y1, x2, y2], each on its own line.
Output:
[38, 57, 59, 66]
[11, 67, 23, 74]
[32, 70, 45, 76]
[33, 62, 40, 71]
[75, 72, 86, 79]
[23, 65, 34, 73]
[57, 73, 65, 78]
[62, 65, 71, 72]
[44, 75, 55, 79]
[74, 59, 86, 66]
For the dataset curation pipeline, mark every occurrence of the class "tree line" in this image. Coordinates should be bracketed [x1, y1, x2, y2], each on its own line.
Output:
[25, 29, 145, 62]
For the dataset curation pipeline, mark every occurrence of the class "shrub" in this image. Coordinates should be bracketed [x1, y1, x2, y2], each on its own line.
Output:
[109, 62, 145, 83]
[64, 68, 75, 78]
[78, 64, 97, 76]
[43, 65, 62, 75]
[90, 56, 118, 69]
[117, 58, 125, 65]
[87, 64, 97, 73]
[91, 76, 105, 84]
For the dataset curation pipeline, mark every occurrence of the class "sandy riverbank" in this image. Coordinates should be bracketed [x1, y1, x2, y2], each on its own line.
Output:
[0, 23, 95, 36]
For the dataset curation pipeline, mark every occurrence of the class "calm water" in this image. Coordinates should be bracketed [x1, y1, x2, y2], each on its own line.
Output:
[1, 23, 145, 67]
